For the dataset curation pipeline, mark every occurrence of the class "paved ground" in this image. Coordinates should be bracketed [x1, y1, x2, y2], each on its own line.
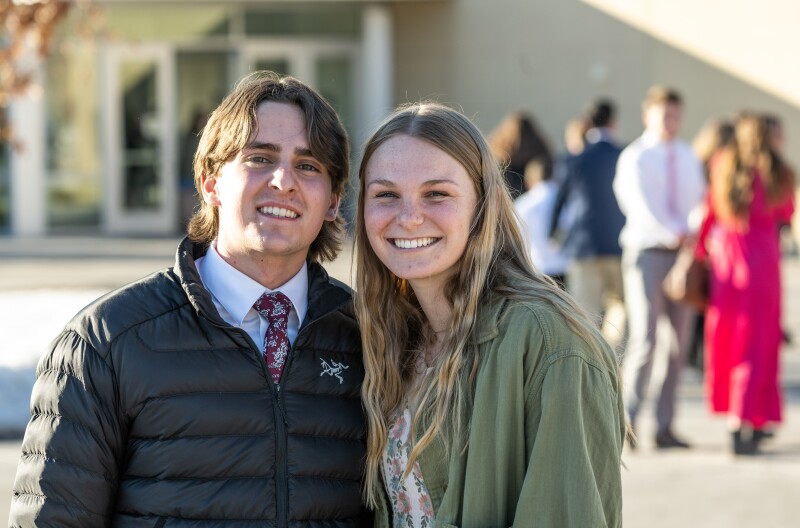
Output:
[1, 236, 799, 526]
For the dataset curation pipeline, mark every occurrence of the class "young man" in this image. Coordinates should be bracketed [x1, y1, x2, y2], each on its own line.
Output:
[613, 86, 705, 450]
[9, 72, 367, 526]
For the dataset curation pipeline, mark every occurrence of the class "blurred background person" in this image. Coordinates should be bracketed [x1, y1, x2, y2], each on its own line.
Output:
[687, 118, 736, 370]
[552, 117, 590, 185]
[515, 158, 568, 288]
[766, 113, 796, 253]
[613, 86, 706, 450]
[488, 111, 554, 199]
[549, 99, 626, 350]
[693, 118, 735, 182]
[548, 117, 590, 247]
[766, 114, 797, 345]
[695, 113, 795, 455]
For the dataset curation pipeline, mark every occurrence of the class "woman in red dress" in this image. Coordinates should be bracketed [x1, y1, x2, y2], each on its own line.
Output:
[696, 113, 795, 455]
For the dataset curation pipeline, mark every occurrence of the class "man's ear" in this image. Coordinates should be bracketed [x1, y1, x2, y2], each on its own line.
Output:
[325, 193, 341, 222]
[201, 173, 221, 206]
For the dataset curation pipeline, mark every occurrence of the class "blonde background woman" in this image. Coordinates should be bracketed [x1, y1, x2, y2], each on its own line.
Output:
[696, 112, 795, 455]
[354, 103, 625, 527]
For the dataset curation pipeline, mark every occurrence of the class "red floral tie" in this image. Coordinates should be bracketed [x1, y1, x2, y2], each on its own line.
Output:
[253, 292, 293, 384]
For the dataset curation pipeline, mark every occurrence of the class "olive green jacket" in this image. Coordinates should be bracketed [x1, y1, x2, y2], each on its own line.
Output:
[374, 297, 625, 527]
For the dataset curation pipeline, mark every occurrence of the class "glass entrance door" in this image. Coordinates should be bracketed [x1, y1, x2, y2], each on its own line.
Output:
[103, 44, 177, 234]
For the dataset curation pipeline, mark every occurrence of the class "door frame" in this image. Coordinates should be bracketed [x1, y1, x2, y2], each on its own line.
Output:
[102, 43, 177, 235]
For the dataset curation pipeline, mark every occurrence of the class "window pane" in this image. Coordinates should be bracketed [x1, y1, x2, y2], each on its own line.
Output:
[105, 5, 230, 40]
[120, 60, 161, 211]
[253, 59, 289, 77]
[315, 55, 356, 224]
[245, 6, 360, 37]
[316, 56, 354, 133]
[46, 48, 102, 228]
[176, 51, 234, 227]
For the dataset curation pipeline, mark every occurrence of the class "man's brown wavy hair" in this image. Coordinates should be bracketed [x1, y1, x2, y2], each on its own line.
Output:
[187, 71, 350, 263]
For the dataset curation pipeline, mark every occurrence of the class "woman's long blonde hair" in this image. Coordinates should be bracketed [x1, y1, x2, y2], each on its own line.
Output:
[354, 103, 611, 508]
[711, 113, 795, 223]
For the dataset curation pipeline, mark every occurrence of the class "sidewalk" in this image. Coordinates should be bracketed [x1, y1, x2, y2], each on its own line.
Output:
[620, 253, 800, 527]
[1, 237, 799, 526]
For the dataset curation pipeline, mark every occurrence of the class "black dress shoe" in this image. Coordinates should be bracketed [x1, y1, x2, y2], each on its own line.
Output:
[655, 430, 691, 449]
[753, 428, 774, 442]
[732, 430, 759, 456]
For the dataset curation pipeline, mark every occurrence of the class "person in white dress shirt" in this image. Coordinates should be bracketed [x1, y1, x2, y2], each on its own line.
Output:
[613, 86, 705, 450]
[514, 159, 568, 287]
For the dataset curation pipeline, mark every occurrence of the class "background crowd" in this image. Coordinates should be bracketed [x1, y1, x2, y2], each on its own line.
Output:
[493, 85, 796, 457]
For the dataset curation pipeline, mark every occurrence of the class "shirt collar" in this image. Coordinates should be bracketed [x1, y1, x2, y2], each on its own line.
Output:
[475, 296, 506, 344]
[201, 244, 308, 326]
[585, 127, 615, 144]
[641, 129, 678, 148]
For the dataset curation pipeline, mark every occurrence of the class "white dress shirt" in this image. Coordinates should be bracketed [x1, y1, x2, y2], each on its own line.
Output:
[514, 180, 568, 275]
[196, 244, 308, 350]
[613, 131, 706, 251]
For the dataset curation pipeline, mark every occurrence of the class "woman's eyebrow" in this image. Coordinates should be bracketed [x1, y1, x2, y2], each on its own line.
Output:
[367, 178, 458, 188]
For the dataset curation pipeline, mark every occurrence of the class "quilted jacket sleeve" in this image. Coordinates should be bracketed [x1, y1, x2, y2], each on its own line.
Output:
[9, 329, 124, 528]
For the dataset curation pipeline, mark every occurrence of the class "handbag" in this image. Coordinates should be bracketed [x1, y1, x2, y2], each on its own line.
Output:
[663, 244, 709, 311]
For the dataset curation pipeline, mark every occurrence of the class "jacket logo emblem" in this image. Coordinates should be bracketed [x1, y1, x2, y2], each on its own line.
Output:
[320, 358, 349, 384]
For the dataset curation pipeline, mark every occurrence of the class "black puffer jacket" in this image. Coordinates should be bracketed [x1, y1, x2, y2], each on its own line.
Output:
[10, 238, 367, 527]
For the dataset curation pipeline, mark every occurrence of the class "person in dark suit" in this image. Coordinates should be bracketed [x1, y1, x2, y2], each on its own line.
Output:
[550, 99, 627, 350]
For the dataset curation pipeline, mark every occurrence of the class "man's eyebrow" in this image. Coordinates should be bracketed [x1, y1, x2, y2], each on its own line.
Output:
[294, 147, 315, 158]
[244, 142, 280, 152]
[243, 143, 317, 159]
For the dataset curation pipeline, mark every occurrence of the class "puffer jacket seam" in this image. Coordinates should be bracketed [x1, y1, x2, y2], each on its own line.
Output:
[289, 432, 365, 441]
[130, 433, 271, 441]
[19, 451, 116, 483]
[122, 476, 271, 482]
[11, 491, 110, 520]
[68, 298, 192, 358]
[135, 389, 270, 410]
[43, 331, 114, 374]
[28, 406, 113, 456]
[283, 391, 361, 401]
[291, 474, 362, 483]
[105, 299, 192, 347]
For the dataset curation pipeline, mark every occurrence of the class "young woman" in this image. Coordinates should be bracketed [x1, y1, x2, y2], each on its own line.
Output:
[696, 113, 795, 455]
[354, 103, 625, 527]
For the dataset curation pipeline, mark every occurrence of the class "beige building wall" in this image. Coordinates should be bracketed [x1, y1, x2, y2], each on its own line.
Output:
[392, 0, 800, 174]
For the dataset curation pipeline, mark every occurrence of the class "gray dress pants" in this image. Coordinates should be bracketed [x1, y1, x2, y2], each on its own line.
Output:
[621, 247, 694, 434]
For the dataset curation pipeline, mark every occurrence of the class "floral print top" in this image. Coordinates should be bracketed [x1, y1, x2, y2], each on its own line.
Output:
[382, 407, 435, 527]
